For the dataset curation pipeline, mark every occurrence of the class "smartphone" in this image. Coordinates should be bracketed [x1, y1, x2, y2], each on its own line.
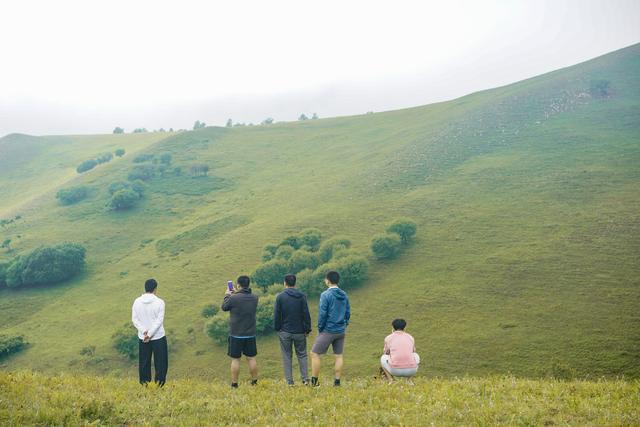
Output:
[227, 280, 234, 291]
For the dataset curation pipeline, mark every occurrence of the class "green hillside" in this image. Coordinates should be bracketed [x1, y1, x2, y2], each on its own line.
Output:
[0, 43, 639, 382]
[1, 372, 638, 425]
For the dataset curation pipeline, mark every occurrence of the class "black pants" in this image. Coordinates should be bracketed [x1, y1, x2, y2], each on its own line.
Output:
[139, 336, 168, 386]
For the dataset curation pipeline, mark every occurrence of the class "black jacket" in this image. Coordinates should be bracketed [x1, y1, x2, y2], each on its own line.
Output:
[274, 287, 312, 334]
[222, 288, 259, 337]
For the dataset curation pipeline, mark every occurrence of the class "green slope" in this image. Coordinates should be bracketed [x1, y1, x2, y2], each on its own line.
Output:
[0, 43, 638, 381]
[2, 372, 638, 425]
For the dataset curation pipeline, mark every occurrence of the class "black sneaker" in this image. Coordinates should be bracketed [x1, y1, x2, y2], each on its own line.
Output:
[250, 379, 258, 386]
[231, 383, 238, 388]
[334, 379, 341, 387]
[311, 377, 319, 387]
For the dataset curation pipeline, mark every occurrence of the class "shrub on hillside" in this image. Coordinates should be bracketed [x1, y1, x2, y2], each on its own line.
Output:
[319, 237, 352, 263]
[76, 159, 98, 173]
[201, 304, 219, 318]
[386, 218, 417, 243]
[0, 335, 27, 359]
[5, 242, 86, 288]
[56, 186, 89, 205]
[289, 250, 321, 274]
[113, 127, 124, 134]
[112, 324, 138, 359]
[279, 235, 303, 250]
[274, 245, 294, 260]
[132, 153, 154, 163]
[296, 268, 325, 297]
[299, 228, 322, 251]
[371, 234, 402, 260]
[205, 313, 229, 344]
[0, 261, 8, 288]
[96, 153, 113, 164]
[108, 181, 144, 197]
[256, 295, 276, 335]
[253, 259, 289, 292]
[128, 165, 155, 181]
[107, 189, 141, 210]
[261, 244, 279, 262]
[115, 148, 125, 157]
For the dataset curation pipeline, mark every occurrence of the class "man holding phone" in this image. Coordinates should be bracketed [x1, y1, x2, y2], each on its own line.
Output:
[221, 275, 259, 388]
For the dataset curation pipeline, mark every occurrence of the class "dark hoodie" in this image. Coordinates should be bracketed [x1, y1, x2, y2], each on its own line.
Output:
[221, 287, 259, 337]
[318, 287, 350, 334]
[274, 287, 312, 334]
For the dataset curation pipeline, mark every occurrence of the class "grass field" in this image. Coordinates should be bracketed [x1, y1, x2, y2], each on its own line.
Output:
[0, 43, 638, 382]
[1, 372, 638, 426]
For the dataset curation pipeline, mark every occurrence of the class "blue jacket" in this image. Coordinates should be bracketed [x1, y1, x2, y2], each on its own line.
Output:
[318, 287, 350, 334]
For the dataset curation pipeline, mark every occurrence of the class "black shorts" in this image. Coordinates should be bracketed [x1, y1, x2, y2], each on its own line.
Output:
[227, 336, 257, 358]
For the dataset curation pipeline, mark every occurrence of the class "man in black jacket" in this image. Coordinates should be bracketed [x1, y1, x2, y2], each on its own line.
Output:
[274, 274, 312, 385]
[221, 275, 259, 388]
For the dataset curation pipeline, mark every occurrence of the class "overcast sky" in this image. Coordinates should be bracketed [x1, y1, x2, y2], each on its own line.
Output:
[1, 0, 639, 137]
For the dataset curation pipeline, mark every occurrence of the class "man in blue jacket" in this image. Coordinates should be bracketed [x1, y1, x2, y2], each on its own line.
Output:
[310, 270, 351, 387]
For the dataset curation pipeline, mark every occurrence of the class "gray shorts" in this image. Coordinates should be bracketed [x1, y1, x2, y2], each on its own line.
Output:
[311, 332, 345, 355]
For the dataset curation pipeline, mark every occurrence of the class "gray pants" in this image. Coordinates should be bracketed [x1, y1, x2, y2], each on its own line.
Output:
[278, 331, 308, 384]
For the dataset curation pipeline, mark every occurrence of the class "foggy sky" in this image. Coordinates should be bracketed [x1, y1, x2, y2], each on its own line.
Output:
[1, 0, 639, 137]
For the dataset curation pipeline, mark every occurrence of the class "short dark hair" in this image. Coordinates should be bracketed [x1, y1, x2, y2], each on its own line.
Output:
[237, 275, 251, 288]
[284, 274, 296, 286]
[392, 318, 407, 331]
[145, 278, 158, 293]
[326, 271, 340, 285]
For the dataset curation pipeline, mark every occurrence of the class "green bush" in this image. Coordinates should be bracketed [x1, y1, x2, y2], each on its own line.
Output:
[112, 323, 138, 359]
[289, 250, 321, 274]
[96, 153, 113, 164]
[76, 159, 98, 173]
[56, 186, 89, 205]
[205, 313, 229, 344]
[128, 165, 155, 181]
[261, 244, 279, 262]
[133, 153, 154, 163]
[256, 295, 276, 335]
[296, 268, 325, 297]
[115, 148, 125, 157]
[253, 259, 289, 292]
[324, 255, 369, 290]
[387, 218, 417, 243]
[0, 261, 8, 287]
[275, 245, 294, 260]
[107, 189, 141, 210]
[299, 228, 322, 251]
[113, 127, 124, 134]
[371, 233, 402, 260]
[279, 235, 303, 250]
[201, 304, 219, 318]
[319, 237, 351, 263]
[109, 181, 144, 197]
[0, 335, 27, 359]
[5, 242, 86, 288]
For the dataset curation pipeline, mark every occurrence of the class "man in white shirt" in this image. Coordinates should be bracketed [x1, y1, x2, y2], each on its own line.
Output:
[132, 278, 168, 386]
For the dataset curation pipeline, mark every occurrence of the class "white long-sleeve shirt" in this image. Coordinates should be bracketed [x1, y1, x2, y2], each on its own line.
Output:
[132, 293, 166, 340]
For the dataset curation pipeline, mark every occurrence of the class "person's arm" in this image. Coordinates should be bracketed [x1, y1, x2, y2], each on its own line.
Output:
[302, 296, 312, 334]
[317, 293, 328, 333]
[131, 301, 145, 336]
[383, 336, 390, 355]
[147, 300, 165, 339]
[221, 294, 233, 312]
[274, 295, 282, 332]
[345, 296, 351, 327]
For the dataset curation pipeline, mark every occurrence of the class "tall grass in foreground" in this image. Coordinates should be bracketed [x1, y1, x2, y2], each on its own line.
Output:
[1, 372, 638, 425]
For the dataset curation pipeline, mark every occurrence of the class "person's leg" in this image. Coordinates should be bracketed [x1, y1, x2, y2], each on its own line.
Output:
[380, 355, 394, 382]
[152, 336, 168, 386]
[247, 357, 258, 382]
[278, 331, 294, 384]
[310, 333, 330, 386]
[332, 334, 345, 385]
[139, 339, 152, 385]
[413, 353, 421, 366]
[310, 352, 321, 382]
[293, 333, 309, 383]
[230, 358, 241, 384]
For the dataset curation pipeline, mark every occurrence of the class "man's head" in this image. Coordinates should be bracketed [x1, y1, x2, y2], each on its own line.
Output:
[392, 318, 407, 331]
[324, 270, 340, 286]
[145, 278, 158, 293]
[237, 275, 251, 289]
[284, 274, 296, 287]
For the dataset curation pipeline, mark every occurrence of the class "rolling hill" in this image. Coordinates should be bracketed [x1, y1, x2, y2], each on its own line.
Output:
[0, 43, 638, 382]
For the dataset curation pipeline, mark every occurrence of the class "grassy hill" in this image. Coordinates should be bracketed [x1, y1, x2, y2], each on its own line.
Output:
[1, 372, 638, 425]
[0, 43, 639, 382]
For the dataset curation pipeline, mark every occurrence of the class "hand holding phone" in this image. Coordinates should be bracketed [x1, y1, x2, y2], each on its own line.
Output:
[227, 280, 234, 292]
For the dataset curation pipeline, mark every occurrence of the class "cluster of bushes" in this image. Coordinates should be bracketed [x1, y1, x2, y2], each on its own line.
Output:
[128, 153, 181, 181]
[112, 324, 138, 359]
[0, 242, 86, 289]
[56, 185, 90, 205]
[0, 215, 21, 228]
[253, 229, 368, 297]
[370, 218, 417, 260]
[106, 181, 145, 211]
[205, 295, 276, 344]
[76, 148, 126, 173]
[0, 335, 27, 359]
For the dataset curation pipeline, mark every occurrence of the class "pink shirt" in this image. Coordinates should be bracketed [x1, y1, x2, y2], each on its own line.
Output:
[383, 331, 417, 368]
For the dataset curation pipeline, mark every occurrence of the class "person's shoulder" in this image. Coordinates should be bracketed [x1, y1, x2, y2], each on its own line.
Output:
[384, 333, 394, 341]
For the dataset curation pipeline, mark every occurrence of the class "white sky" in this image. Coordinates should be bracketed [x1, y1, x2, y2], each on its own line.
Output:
[0, 0, 639, 136]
